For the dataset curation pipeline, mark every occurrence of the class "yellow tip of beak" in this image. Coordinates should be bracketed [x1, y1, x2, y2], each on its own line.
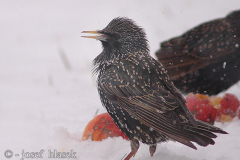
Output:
[81, 30, 101, 40]
[81, 31, 100, 34]
[81, 35, 99, 39]
[81, 30, 109, 41]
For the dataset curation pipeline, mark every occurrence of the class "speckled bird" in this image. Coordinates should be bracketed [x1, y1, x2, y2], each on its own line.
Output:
[82, 17, 227, 160]
[156, 10, 240, 95]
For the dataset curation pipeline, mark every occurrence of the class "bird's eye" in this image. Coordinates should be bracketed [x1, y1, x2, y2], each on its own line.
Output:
[101, 31, 120, 40]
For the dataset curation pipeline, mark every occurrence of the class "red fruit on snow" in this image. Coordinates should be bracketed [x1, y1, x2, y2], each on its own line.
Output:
[186, 93, 202, 112]
[186, 93, 240, 123]
[209, 97, 223, 121]
[186, 94, 217, 124]
[82, 113, 128, 141]
[220, 93, 240, 118]
[186, 93, 217, 124]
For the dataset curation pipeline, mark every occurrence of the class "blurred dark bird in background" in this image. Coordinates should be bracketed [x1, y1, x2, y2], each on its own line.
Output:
[156, 10, 240, 95]
[82, 17, 227, 160]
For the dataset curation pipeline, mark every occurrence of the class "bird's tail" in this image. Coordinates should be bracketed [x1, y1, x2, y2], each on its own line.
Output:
[184, 120, 228, 147]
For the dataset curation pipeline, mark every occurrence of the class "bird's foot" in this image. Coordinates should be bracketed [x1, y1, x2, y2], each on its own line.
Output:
[149, 144, 156, 157]
[124, 139, 139, 160]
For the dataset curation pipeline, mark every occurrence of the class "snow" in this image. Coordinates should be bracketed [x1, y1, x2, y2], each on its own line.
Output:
[0, 0, 240, 159]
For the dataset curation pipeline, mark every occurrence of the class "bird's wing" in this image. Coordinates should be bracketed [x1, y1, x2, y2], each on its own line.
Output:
[99, 57, 198, 149]
[156, 10, 240, 79]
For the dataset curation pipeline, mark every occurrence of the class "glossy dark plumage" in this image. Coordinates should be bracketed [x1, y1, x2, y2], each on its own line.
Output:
[156, 10, 240, 95]
[82, 17, 227, 160]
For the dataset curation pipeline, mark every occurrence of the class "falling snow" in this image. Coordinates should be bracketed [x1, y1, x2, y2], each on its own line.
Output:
[223, 62, 227, 69]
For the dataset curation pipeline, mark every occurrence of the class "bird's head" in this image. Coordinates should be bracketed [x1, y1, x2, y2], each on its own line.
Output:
[82, 17, 149, 58]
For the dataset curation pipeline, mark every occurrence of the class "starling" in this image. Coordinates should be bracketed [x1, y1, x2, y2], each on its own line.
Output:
[82, 17, 227, 160]
[156, 10, 240, 95]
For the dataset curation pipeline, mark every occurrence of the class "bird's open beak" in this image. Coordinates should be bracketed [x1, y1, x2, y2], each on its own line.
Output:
[81, 31, 109, 41]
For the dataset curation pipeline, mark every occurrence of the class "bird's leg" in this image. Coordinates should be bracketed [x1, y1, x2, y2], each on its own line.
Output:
[149, 144, 157, 157]
[124, 139, 139, 160]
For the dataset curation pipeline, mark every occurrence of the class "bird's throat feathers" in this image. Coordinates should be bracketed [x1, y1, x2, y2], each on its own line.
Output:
[92, 43, 149, 75]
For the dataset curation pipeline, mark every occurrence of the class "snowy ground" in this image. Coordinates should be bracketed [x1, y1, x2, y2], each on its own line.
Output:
[1, 0, 240, 160]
